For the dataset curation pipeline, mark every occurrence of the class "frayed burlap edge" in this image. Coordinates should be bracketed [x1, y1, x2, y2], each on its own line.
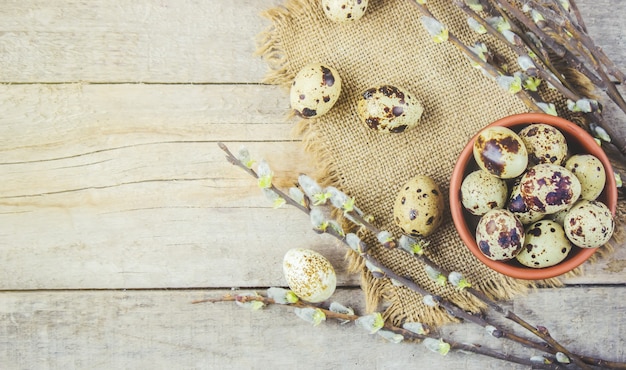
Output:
[256, 0, 625, 328]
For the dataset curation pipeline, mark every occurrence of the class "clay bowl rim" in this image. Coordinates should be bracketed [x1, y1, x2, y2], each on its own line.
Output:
[449, 112, 617, 280]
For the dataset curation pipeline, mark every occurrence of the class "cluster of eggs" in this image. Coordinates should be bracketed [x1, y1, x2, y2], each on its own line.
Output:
[461, 124, 614, 268]
[289, 2, 425, 134]
[290, 62, 424, 133]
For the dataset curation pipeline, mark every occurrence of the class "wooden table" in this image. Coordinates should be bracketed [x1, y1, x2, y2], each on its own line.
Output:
[1, 1, 624, 369]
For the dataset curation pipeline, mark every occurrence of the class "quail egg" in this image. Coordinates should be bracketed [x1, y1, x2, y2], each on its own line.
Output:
[515, 220, 572, 268]
[290, 63, 342, 118]
[283, 248, 337, 303]
[518, 123, 568, 165]
[357, 85, 423, 133]
[461, 170, 508, 216]
[507, 180, 546, 225]
[475, 209, 525, 261]
[564, 200, 614, 248]
[518, 163, 581, 214]
[322, 0, 368, 22]
[393, 175, 444, 237]
[564, 154, 606, 201]
[473, 126, 528, 179]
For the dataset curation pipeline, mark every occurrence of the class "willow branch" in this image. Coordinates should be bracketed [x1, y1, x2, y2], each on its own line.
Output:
[566, 0, 587, 33]
[455, 0, 626, 159]
[200, 293, 560, 369]
[529, 0, 625, 83]
[344, 208, 601, 368]
[406, 0, 543, 113]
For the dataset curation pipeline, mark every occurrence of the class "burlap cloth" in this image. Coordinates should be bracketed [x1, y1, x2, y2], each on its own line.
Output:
[257, 0, 615, 327]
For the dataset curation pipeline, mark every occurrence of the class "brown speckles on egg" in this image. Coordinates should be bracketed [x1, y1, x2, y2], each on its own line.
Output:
[565, 154, 606, 201]
[357, 85, 423, 133]
[473, 126, 528, 179]
[461, 169, 508, 216]
[564, 200, 614, 248]
[393, 175, 444, 237]
[519, 124, 568, 166]
[518, 163, 581, 214]
[290, 63, 341, 119]
[283, 248, 337, 303]
[475, 209, 524, 261]
[516, 220, 570, 268]
[322, 0, 369, 22]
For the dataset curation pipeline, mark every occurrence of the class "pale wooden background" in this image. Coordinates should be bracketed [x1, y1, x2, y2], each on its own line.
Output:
[0, 1, 624, 369]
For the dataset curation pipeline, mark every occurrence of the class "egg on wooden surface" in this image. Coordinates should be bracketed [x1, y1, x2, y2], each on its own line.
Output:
[283, 248, 337, 303]
[515, 220, 572, 268]
[322, 0, 368, 22]
[290, 63, 342, 118]
[518, 123, 568, 165]
[475, 209, 525, 261]
[564, 154, 606, 201]
[393, 175, 444, 237]
[473, 126, 528, 179]
[460, 170, 508, 216]
[507, 180, 545, 225]
[518, 163, 581, 214]
[564, 200, 614, 248]
[357, 85, 423, 133]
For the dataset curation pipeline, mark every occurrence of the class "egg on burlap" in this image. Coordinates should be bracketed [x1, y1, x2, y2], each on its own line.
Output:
[321, 0, 368, 22]
[393, 175, 444, 237]
[290, 63, 342, 118]
[357, 85, 423, 133]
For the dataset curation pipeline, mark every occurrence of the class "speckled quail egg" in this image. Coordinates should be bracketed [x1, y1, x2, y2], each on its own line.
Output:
[357, 85, 423, 133]
[473, 126, 528, 179]
[564, 200, 614, 248]
[564, 154, 606, 201]
[515, 220, 572, 268]
[507, 180, 546, 225]
[283, 248, 337, 303]
[290, 63, 342, 118]
[475, 209, 525, 261]
[518, 123, 568, 165]
[461, 170, 508, 216]
[322, 0, 368, 22]
[518, 163, 581, 214]
[393, 175, 444, 237]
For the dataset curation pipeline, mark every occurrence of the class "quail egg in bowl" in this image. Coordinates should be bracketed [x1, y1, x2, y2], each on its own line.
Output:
[450, 113, 617, 280]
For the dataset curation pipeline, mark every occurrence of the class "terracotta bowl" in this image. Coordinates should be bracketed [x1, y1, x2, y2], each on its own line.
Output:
[450, 113, 617, 280]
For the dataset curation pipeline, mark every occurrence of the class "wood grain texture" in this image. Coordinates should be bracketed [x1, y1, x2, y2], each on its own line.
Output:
[0, 288, 623, 369]
[0, 0, 282, 83]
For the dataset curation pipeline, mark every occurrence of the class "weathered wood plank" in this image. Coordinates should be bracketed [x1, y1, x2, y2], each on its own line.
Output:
[0, 0, 281, 83]
[0, 83, 292, 164]
[0, 0, 622, 84]
[0, 288, 623, 369]
[0, 206, 359, 289]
